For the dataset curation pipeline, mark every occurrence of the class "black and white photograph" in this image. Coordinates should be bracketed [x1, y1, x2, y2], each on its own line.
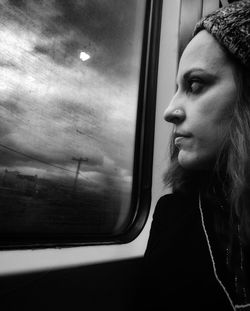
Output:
[1, 1, 250, 311]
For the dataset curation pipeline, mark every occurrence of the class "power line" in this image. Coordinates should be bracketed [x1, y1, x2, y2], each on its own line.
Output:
[79, 171, 92, 182]
[0, 143, 76, 174]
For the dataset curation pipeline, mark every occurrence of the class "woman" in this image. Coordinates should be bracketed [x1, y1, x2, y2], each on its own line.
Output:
[141, 1, 250, 310]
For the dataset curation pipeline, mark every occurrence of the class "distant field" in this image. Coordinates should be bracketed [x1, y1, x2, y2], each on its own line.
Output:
[0, 186, 130, 246]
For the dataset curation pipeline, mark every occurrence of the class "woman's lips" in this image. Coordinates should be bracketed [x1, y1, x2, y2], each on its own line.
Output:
[175, 136, 186, 146]
[174, 133, 192, 147]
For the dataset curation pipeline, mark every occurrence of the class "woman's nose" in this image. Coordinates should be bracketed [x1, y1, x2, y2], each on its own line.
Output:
[164, 105, 185, 124]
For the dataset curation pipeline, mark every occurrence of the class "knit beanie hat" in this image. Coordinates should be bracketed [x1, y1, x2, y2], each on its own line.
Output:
[193, 0, 250, 67]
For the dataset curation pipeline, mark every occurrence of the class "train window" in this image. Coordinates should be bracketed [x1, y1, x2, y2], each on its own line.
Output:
[0, 0, 162, 248]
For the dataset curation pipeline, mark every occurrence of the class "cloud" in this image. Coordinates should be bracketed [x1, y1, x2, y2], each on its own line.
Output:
[0, 0, 144, 187]
[1, 0, 141, 78]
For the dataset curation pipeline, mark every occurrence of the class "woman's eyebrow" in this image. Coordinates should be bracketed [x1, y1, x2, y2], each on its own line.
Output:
[176, 68, 217, 83]
[182, 68, 217, 80]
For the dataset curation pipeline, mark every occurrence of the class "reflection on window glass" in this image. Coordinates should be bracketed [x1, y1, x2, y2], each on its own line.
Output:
[0, 0, 146, 242]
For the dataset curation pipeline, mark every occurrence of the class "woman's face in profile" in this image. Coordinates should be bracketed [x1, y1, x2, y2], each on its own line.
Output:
[164, 30, 237, 170]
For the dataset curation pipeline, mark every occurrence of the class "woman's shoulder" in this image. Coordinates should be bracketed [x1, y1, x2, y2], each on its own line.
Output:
[153, 192, 198, 222]
[145, 192, 203, 260]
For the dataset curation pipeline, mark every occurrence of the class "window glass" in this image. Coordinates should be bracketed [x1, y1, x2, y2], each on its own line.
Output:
[0, 0, 146, 245]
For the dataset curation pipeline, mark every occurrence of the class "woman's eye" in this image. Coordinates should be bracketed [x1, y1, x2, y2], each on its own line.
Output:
[187, 79, 203, 94]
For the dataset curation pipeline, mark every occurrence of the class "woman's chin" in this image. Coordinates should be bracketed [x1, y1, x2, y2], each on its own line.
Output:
[177, 151, 213, 171]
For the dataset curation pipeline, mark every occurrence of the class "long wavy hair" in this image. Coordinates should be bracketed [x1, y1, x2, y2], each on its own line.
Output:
[164, 52, 250, 246]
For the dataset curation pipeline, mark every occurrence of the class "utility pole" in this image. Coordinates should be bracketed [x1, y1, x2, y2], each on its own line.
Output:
[72, 157, 88, 196]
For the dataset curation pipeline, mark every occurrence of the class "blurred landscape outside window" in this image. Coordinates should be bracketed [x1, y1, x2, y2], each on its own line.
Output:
[0, 0, 146, 242]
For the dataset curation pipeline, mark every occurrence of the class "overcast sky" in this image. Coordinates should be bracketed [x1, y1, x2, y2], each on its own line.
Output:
[0, 0, 146, 187]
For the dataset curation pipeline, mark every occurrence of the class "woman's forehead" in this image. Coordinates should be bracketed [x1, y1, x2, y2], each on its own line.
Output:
[178, 30, 230, 77]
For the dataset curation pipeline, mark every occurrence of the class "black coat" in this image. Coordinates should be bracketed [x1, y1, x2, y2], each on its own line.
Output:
[138, 193, 236, 311]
